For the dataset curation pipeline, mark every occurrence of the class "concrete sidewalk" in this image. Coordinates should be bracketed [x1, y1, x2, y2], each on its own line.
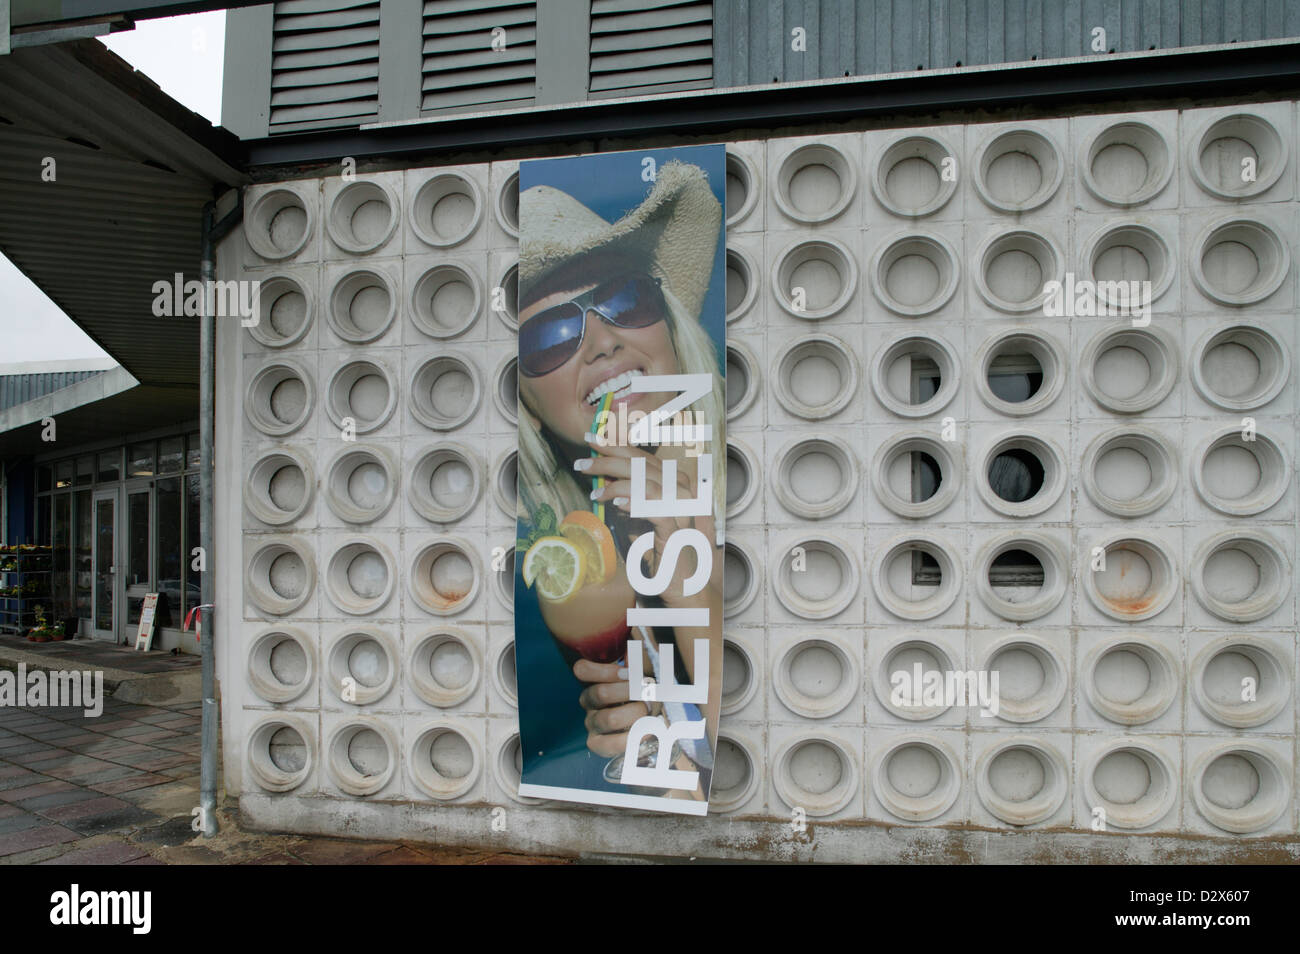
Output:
[0, 688, 571, 865]
[0, 634, 201, 707]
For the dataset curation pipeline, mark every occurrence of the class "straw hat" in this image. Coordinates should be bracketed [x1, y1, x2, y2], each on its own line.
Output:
[518, 159, 722, 319]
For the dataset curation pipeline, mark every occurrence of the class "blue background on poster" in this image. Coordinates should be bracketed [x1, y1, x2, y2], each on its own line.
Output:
[515, 144, 725, 795]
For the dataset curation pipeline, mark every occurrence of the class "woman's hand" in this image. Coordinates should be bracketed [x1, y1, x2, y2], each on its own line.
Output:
[574, 657, 650, 759]
[577, 432, 722, 609]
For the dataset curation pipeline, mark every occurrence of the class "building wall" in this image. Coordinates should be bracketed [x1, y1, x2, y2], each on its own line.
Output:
[215, 95, 1300, 861]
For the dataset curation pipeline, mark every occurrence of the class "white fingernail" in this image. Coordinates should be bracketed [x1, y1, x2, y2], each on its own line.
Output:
[612, 497, 629, 507]
[590, 488, 602, 500]
[573, 459, 591, 472]
[617, 667, 628, 679]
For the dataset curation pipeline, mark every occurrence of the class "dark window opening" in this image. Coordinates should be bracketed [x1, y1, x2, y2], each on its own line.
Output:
[911, 451, 941, 503]
[987, 353, 1043, 403]
[988, 448, 1045, 502]
[911, 549, 942, 586]
[910, 356, 940, 405]
[989, 548, 1045, 586]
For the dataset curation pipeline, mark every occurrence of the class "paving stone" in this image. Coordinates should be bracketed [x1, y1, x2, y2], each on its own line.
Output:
[290, 838, 399, 865]
[36, 839, 149, 865]
[0, 823, 79, 857]
[16, 789, 103, 812]
[0, 811, 43, 835]
[0, 779, 75, 803]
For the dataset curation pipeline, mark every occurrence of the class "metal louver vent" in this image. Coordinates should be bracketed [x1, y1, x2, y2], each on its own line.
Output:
[589, 0, 712, 97]
[422, 0, 538, 113]
[270, 0, 381, 131]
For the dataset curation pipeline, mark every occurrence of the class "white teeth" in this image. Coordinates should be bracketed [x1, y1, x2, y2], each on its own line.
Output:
[586, 369, 643, 406]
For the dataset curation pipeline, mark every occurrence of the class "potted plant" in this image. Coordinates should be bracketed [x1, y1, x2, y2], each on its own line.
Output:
[26, 606, 64, 643]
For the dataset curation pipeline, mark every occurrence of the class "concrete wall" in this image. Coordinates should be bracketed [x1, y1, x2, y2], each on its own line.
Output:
[216, 97, 1300, 861]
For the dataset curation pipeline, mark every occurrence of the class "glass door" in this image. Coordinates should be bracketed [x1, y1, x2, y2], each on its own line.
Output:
[91, 490, 118, 640]
[122, 482, 153, 646]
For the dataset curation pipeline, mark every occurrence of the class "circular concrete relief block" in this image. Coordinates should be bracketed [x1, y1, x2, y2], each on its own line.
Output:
[410, 263, 481, 339]
[1082, 222, 1174, 305]
[1081, 325, 1178, 413]
[774, 636, 858, 719]
[493, 641, 518, 708]
[1191, 324, 1289, 411]
[248, 274, 312, 348]
[245, 447, 314, 526]
[409, 443, 480, 524]
[493, 544, 515, 611]
[1191, 530, 1291, 624]
[773, 333, 857, 420]
[973, 128, 1063, 213]
[976, 738, 1067, 826]
[772, 238, 857, 319]
[1191, 113, 1289, 200]
[870, 333, 960, 418]
[491, 449, 518, 518]
[977, 432, 1067, 518]
[409, 538, 479, 616]
[247, 188, 311, 260]
[773, 434, 857, 520]
[327, 268, 396, 344]
[720, 638, 757, 715]
[325, 539, 395, 616]
[725, 246, 758, 323]
[773, 535, 859, 620]
[725, 341, 760, 420]
[410, 171, 483, 248]
[325, 359, 396, 435]
[724, 150, 760, 227]
[874, 737, 961, 822]
[409, 723, 480, 800]
[722, 539, 760, 618]
[1192, 426, 1289, 516]
[871, 231, 960, 316]
[244, 359, 314, 437]
[1191, 638, 1291, 729]
[1192, 744, 1291, 834]
[247, 718, 314, 793]
[871, 431, 961, 519]
[246, 538, 315, 616]
[495, 260, 520, 330]
[494, 169, 520, 238]
[1082, 121, 1174, 207]
[324, 444, 396, 524]
[1191, 218, 1290, 306]
[495, 732, 543, 804]
[979, 635, 1067, 723]
[1084, 638, 1179, 725]
[872, 135, 958, 217]
[1081, 427, 1178, 518]
[326, 628, 397, 705]
[974, 229, 1064, 314]
[408, 354, 479, 432]
[974, 329, 1065, 416]
[1084, 535, 1178, 622]
[724, 439, 759, 518]
[708, 736, 759, 814]
[874, 638, 957, 721]
[872, 533, 962, 621]
[493, 355, 517, 424]
[247, 627, 316, 704]
[775, 143, 857, 224]
[772, 736, 858, 816]
[327, 721, 397, 797]
[974, 532, 1068, 622]
[409, 629, 480, 708]
[1084, 741, 1178, 830]
[327, 179, 399, 253]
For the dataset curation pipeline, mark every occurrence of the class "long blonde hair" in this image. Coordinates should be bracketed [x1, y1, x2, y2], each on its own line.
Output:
[517, 285, 727, 543]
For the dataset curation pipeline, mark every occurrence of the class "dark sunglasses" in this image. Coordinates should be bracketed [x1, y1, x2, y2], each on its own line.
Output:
[518, 275, 665, 377]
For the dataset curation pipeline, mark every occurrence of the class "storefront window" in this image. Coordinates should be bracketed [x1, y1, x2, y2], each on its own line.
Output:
[127, 443, 155, 477]
[186, 432, 201, 471]
[55, 460, 73, 489]
[97, 450, 120, 483]
[52, 493, 71, 620]
[36, 496, 51, 546]
[186, 474, 201, 615]
[155, 477, 182, 628]
[37, 464, 52, 493]
[158, 437, 184, 475]
[75, 456, 93, 486]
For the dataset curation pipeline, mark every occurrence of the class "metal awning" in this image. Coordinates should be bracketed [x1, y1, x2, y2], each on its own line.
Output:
[0, 38, 245, 455]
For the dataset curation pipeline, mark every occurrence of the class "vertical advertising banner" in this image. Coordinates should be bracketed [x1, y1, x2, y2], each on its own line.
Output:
[513, 145, 726, 814]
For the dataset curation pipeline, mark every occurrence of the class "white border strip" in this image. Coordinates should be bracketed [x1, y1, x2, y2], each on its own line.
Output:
[518, 784, 710, 816]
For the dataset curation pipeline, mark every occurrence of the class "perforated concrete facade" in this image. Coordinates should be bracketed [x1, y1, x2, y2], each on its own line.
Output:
[215, 99, 1300, 861]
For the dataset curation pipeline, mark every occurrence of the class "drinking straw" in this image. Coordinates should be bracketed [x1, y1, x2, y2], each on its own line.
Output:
[590, 391, 613, 520]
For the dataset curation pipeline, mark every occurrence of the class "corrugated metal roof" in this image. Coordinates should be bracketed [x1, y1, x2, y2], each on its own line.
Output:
[714, 0, 1300, 87]
[0, 40, 246, 394]
[0, 370, 106, 412]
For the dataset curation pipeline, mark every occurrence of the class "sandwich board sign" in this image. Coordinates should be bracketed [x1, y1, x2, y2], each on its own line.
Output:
[134, 593, 159, 651]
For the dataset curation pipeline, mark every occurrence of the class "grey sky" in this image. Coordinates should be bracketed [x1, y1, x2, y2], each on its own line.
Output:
[0, 12, 225, 371]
